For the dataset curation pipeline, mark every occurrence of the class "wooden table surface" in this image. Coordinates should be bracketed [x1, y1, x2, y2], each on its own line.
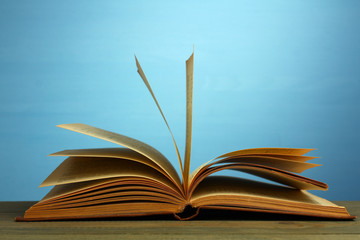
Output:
[0, 201, 359, 239]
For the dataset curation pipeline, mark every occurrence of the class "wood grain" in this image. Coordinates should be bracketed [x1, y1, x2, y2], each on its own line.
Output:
[1, 201, 359, 239]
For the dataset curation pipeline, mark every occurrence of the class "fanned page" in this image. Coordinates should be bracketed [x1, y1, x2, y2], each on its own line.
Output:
[39, 157, 177, 190]
[39, 177, 184, 204]
[188, 147, 329, 198]
[56, 124, 182, 191]
[135, 53, 194, 192]
[190, 176, 354, 219]
[49, 148, 181, 192]
[135, 56, 184, 181]
[190, 148, 317, 183]
[184, 52, 194, 191]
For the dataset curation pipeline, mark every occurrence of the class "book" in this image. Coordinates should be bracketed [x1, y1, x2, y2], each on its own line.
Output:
[16, 52, 354, 221]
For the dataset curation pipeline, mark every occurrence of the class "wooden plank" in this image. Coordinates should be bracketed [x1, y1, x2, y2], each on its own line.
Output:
[0, 201, 359, 239]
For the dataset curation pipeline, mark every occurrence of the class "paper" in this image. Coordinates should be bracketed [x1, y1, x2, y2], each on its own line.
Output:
[218, 156, 320, 173]
[49, 147, 180, 188]
[184, 52, 194, 190]
[135, 56, 184, 180]
[189, 148, 316, 183]
[40, 156, 179, 191]
[189, 163, 327, 196]
[56, 123, 182, 190]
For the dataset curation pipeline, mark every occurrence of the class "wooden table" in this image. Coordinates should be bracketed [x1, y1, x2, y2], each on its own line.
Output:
[1, 201, 359, 239]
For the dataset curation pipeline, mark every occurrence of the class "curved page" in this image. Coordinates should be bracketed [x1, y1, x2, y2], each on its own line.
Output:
[189, 163, 327, 196]
[234, 154, 318, 162]
[49, 148, 179, 189]
[40, 157, 180, 193]
[40, 177, 184, 203]
[209, 156, 320, 174]
[57, 123, 182, 189]
[191, 176, 327, 205]
[189, 176, 353, 220]
[190, 148, 316, 182]
[216, 148, 315, 158]
[135, 56, 184, 179]
[41, 184, 184, 207]
[184, 52, 194, 189]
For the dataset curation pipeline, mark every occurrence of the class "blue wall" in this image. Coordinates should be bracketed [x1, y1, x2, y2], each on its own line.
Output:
[0, 0, 359, 200]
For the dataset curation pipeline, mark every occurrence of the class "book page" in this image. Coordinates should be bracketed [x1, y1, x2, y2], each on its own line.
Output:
[184, 52, 194, 190]
[49, 148, 180, 188]
[40, 177, 184, 203]
[188, 176, 355, 219]
[189, 163, 327, 195]
[57, 123, 182, 189]
[234, 166, 327, 190]
[39, 157, 180, 192]
[189, 148, 316, 183]
[191, 176, 322, 204]
[135, 56, 184, 180]
[41, 178, 125, 202]
[216, 148, 315, 158]
[213, 156, 320, 173]
[238, 154, 317, 162]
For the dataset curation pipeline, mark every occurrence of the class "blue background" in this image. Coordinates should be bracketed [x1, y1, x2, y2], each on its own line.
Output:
[0, 0, 359, 201]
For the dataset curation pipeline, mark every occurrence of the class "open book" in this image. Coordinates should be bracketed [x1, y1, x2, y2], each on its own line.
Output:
[16, 52, 354, 221]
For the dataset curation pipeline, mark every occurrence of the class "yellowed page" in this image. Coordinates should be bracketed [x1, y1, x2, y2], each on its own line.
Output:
[39, 194, 182, 210]
[184, 52, 194, 190]
[190, 148, 316, 182]
[191, 176, 323, 204]
[188, 176, 354, 220]
[217, 148, 315, 158]
[49, 148, 179, 187]
[135, 56, 184, 180]
[216, 156, 320, 173]
[57, 123, 182, 189]
[41, 178, 125, 201]
[235, 166, 327, 190]
[41, 181, 184, 205]
[40, 177, 183, 203]
[189, 164, 327, 194]
[39, 157, 179, 193]
[240, 154, 317, 162]
[25, 202, 180, 220]
[189, 176, 353, 219]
